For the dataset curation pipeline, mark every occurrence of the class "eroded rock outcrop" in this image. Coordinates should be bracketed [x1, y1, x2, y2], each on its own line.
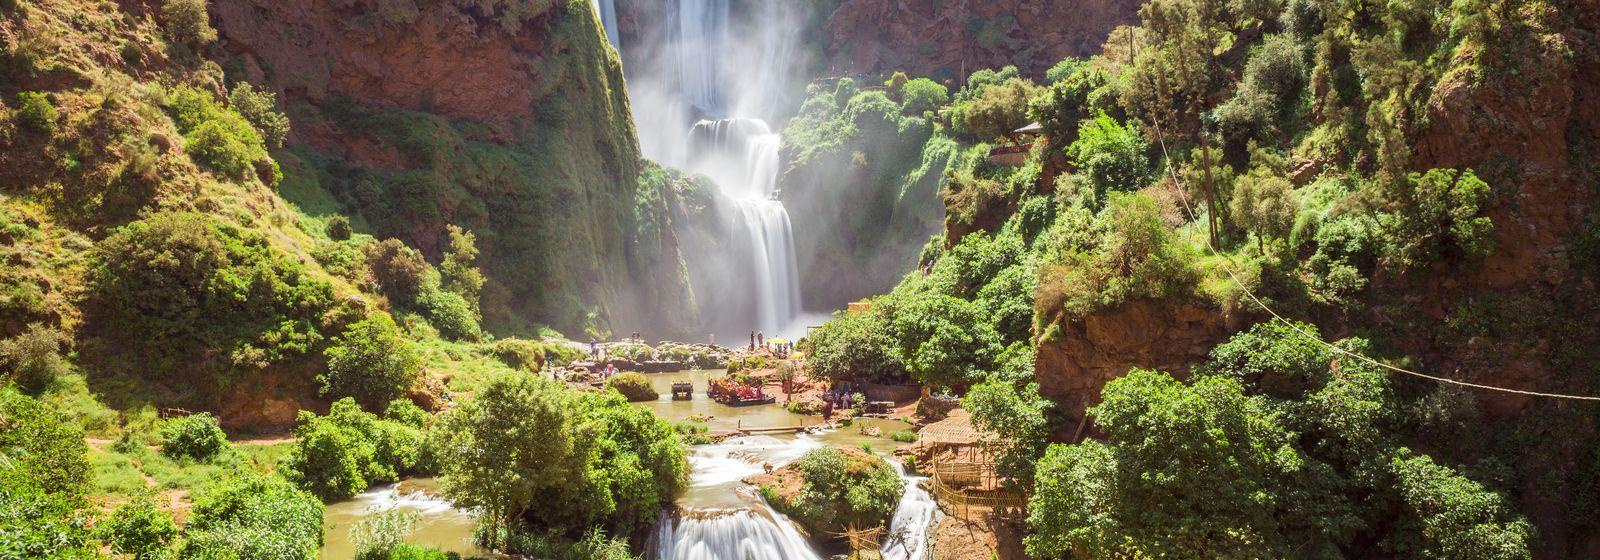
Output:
[823, 0, 1142, 79]
[1035, 299, 1239, 426]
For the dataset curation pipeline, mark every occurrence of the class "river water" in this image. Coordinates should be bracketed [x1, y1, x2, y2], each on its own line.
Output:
[320, 371, 938, 559]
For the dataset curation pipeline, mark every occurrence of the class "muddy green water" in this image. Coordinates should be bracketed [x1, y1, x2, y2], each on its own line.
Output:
[318, 370, 913, 555]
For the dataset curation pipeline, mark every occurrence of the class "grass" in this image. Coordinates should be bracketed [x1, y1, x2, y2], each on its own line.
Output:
[889, 430, 918, 443]
[89, 449, 149, 498]
[237, 441, 295, 473]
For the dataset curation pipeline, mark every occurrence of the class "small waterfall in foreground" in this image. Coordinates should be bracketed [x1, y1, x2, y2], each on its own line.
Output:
[881, 461, 941, 560]
[651, 507, 822, 560]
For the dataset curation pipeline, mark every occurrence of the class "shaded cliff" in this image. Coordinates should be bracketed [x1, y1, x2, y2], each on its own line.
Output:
[822, 0, 1142, 79]
[210, 0, 696, 337]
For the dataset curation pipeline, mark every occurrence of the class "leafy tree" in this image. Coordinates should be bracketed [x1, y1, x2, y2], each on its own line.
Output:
[805, 311, 906, 383]
[954, 66, 1021, 103]
[956, 77, 1042, 140]
[439, 225, 484, 314]
[974, 263, 1036, 345]
[319, 312, 421, 408]
[416, 277, 481, 341]
[159, 412, 229, 461]
[899, 78, 948, 115]
[1384, 451, 1533, 559]
[1198, 320, 1331, 398]
[282, 397, 423, 501]
[1044, 57, 1090, 84]
[1215, 33, 1308, 145]
[162, 0, 217, 45]
[0, 323, 69, 394]
[228, 82, 290, 148]
[1305, 215, 1379, 305]
[167, 86, 276, 183]
[432, 374, 686, 539]
[1382, 168, 1494, 269]
[1230, 168, 1299, 252]
[0, 463, 97, 559]
[1069, 113, 1151, 194]
[97, 493, 180, 560]
[179, 472, 324, 560]
[884, 292, 1002, 388]
[91, 212, 337, 378]
[364, 239, 429, 303]
[965, 375, 1052, 487]
[1025, 370, 1328, 559]
[1030, 59, 1110, 144]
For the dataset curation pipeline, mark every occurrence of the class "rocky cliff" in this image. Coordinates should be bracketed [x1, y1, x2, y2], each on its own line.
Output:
[210, 0, 696, 337]
[822, 0, 1141, 79]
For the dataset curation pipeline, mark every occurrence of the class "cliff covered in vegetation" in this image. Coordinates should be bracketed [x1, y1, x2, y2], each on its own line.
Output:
[801, 0, 1600, 556]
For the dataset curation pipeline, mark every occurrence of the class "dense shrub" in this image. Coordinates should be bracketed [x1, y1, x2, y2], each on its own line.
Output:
[1382, 168, 1494, 269]
[91, 212, 335, 380]
[1230, 167, 1300, 251]
[326, 215, 354, 241]
[0, 388, 90, 495]
[0, 323, 70, 394]
[162, 0, 216, 45]
[1197, 320, 1331, 398]
[352, 509, 419, 560]
[900, 78, 949, 115]
[0, 462, 97, 559]
[365, 239, 429, 303]
[1037, 193, 1199, 318]
[964, 376, 1052, 486]
[606, 372, 658, 402]
[491, 338, 546, 372]
[15, 91, 56, 132]
[167, 86, 276, 182]
[97, 493, 180, 559]
[417, 278, 481, 341]
[1029, 64, 1107, 143]
[769, 447, 904, 534]
[433, 374, 687, 539]
[438, 225, 484, 314]
[955, 77, 1041, 140]
[1068, 113, 1151, 195]
[884, 292, 1002, 388]
[281, 398, 423, 501]
[159, 412, 229, 461]
[975, 263, 1036, 345]
[319, 312, 422, 408]
[805, 311, 906, 383]
[1305, 215, 1378, 304]
[229, 82, 290, 148]
[179, 472, 324, 560]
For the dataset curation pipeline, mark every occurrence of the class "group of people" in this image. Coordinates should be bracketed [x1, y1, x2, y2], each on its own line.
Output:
[747, 331, 794, 357]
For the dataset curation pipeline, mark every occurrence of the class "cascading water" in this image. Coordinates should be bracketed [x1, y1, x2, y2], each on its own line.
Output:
[597, 0, 808, 340]
[881, 460, 941, 560]
[651, 507, 821, 560]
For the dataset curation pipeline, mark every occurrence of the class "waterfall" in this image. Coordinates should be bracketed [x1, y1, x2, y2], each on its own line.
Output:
[685, 118, 801, 337]
[674, 0, 730, 117]
[651, 507, 822, 560]
[881, 461, 941, 560]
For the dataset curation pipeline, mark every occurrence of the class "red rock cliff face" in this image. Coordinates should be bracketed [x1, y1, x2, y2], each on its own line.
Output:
[211, 0, 555, 126]
[1035, 300, 1239, 426]
[822, 0, 1142, 79]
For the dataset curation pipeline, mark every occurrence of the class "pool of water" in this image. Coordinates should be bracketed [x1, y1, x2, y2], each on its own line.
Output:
[318, 370, 917, 555]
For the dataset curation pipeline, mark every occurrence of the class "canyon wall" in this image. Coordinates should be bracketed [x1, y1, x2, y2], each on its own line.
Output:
[210, 0, 697, 337]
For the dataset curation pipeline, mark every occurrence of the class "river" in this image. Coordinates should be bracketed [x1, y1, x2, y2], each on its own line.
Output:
[319, 370, 939, 559]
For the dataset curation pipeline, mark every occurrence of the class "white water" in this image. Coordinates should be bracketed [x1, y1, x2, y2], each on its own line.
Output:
[651, 507, 821, 560]
[599, 0, 809, 340]
[881, 460, 941, 560]
[593, 0, 619, 50]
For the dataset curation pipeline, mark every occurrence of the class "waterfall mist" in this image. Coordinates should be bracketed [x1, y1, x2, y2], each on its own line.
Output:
[599, 0, 815, 341]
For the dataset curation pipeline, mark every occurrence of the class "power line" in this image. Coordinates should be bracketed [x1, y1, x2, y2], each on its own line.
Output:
[1144, 116, 1600, 401]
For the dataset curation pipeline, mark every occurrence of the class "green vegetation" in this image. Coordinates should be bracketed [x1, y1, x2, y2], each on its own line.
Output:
[16, 91, 56, 132]
[764, 447, 904, 535]
[605, 372, 659, 402]
[320, 312, 423, 408]
[280, 398, 425, 501]
[158, 412, 229, 461]
[0, 323, 69, 394]
[162, 0, 216, 45]
[97, 493, 180, 560]
[179, 472, 325, 559]
[432, 373, 686, 545]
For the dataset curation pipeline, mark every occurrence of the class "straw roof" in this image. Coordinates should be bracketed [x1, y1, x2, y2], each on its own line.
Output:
[918, 408, 993, 446]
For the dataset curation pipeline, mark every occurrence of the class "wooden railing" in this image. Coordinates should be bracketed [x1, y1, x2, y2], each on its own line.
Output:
[927, 456, 1027, 520]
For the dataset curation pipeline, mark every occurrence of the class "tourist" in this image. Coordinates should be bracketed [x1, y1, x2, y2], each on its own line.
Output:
[757, 331, 764, 347]
[822, 399, 833, 422]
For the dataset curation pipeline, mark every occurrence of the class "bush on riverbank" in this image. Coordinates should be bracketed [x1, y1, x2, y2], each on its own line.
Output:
[606, 372, 659, 402]
[759, 446, 903, 537]
[280, 398, 426, 501]
[432, 374, 686, 542]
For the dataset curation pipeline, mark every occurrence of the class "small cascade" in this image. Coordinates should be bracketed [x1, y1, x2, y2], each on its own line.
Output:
[881, 461, 941, 560]
[651, 507, 822, 560]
